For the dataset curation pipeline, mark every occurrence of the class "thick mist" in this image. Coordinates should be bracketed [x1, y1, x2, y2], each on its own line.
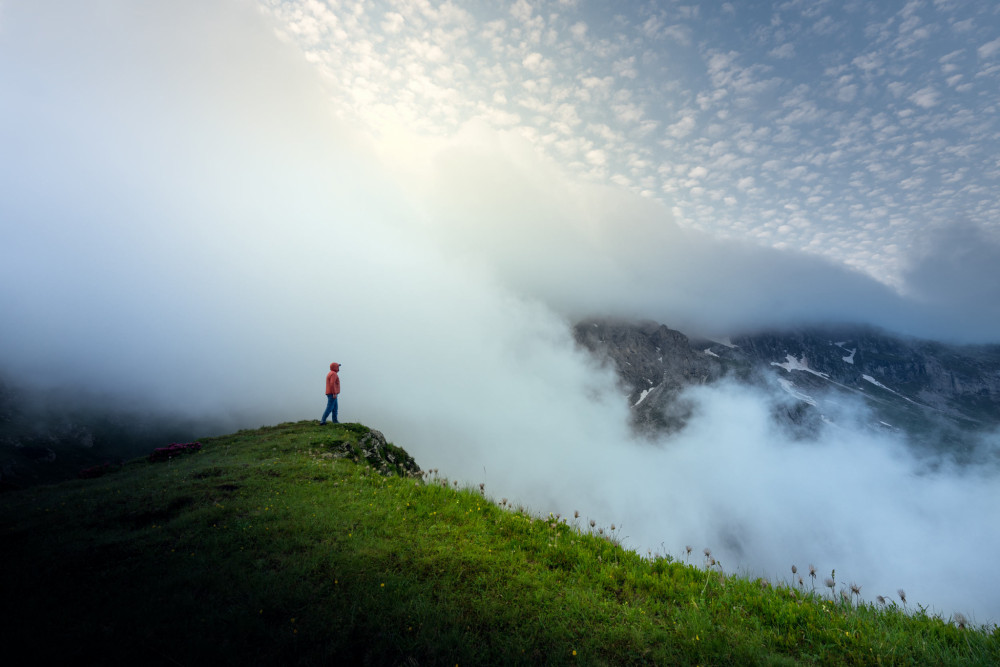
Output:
[2, 0, 999, 623]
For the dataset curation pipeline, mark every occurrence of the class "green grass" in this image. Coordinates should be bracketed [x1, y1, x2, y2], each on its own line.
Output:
[1, 421, 997, 665]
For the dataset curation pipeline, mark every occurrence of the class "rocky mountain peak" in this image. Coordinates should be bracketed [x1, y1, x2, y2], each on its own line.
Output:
[575, 318, 1000, 452]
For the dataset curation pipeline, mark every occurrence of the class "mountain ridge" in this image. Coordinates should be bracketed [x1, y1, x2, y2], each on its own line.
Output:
[574, 318, 1000, 451]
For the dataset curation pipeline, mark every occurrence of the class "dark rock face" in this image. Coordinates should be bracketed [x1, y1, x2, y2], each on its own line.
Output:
[573, 319, 728, 435]
[574, 318, 1000, 451]
[724, 326, 1000, 427]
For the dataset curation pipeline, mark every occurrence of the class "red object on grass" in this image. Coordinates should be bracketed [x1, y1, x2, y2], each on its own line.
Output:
[79, 462, 111, 479]
[149, 442, 202, 462]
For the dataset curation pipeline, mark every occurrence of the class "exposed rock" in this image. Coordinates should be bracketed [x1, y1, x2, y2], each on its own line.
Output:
[574, 319, 728, 435]
[322, 426, 421, 477]
[725, 326, 1000, 426]
[575, 318, 1000, 452]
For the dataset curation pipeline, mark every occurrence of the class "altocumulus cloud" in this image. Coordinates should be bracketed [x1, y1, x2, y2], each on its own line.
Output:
[1, 0, 999, 624]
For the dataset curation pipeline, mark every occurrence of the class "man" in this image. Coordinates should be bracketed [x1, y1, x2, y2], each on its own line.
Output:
[321, 362, 341, 425]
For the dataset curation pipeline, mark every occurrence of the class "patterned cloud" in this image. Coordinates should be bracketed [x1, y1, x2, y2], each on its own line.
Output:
[263, 0, 1000, 297]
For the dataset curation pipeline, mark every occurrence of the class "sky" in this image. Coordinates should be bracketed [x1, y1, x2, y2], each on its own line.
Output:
[258, 0, 1000, 338]
[2, 0, 1000, 624]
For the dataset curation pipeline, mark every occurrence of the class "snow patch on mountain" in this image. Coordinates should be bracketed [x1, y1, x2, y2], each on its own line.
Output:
[834, 342, 857, 364]
[771, 354, 830, 379]
[633, 388, 652, 407]
[776, 377, 818, 406]
[862, 374, 894, 392]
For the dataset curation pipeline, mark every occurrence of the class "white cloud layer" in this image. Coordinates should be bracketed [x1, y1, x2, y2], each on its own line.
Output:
[259, 0, 1000, 292]
[1, 0, 999, 625]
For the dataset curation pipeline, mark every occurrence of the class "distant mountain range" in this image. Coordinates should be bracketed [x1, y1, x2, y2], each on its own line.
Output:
[0, 378, 221, 491]
[574, 319, 1000, 459]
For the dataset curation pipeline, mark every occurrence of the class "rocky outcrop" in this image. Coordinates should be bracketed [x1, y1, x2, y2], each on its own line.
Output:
[358, 429, 421, 477]
[574, 319, 729, 435]
[321, 425, 421, 478]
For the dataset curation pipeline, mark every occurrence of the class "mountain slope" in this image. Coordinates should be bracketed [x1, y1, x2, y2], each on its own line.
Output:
[0, 375, 229, 490]
[1, 421, 996, 665]
[574, 319, 1000, 451]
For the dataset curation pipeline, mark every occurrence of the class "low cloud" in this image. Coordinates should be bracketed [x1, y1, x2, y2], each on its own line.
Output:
[898, 221, 1000, 342]
[390, 119, 997, 343]
[1, 0, 998, 624]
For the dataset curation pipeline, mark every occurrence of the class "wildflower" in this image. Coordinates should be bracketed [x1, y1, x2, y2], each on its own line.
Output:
[808, 564, 816, 578]
[791, 564, 797, 575]
[898, 589, 906, 604]
[876, 595, 885, 605]
[703, 547, 711, 558]
[824, 578, 835, 590]
[574, 510, 580, 519]
[850, 582, 861, 597]
[954, 612, 968, 629]
[589, 519, 596, 528]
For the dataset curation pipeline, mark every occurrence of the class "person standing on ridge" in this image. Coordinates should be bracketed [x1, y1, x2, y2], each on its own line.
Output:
[321, 362, 341, 425]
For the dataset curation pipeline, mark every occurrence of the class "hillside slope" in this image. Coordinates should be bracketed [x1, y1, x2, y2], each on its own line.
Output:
[1, 421, 996, 665]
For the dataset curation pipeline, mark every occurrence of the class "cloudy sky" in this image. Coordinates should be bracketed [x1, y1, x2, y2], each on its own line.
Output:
[262, 0, 1000, 327]
[2, 0, 1000, 624]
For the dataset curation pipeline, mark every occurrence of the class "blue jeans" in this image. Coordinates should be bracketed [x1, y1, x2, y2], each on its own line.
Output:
[322, 394, 338, 423]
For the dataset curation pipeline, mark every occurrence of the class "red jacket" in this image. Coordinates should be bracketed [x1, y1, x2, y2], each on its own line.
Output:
[326, 363, 341, 396]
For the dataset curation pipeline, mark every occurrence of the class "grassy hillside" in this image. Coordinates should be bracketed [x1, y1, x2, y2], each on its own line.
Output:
[1, 421, 996, 665]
